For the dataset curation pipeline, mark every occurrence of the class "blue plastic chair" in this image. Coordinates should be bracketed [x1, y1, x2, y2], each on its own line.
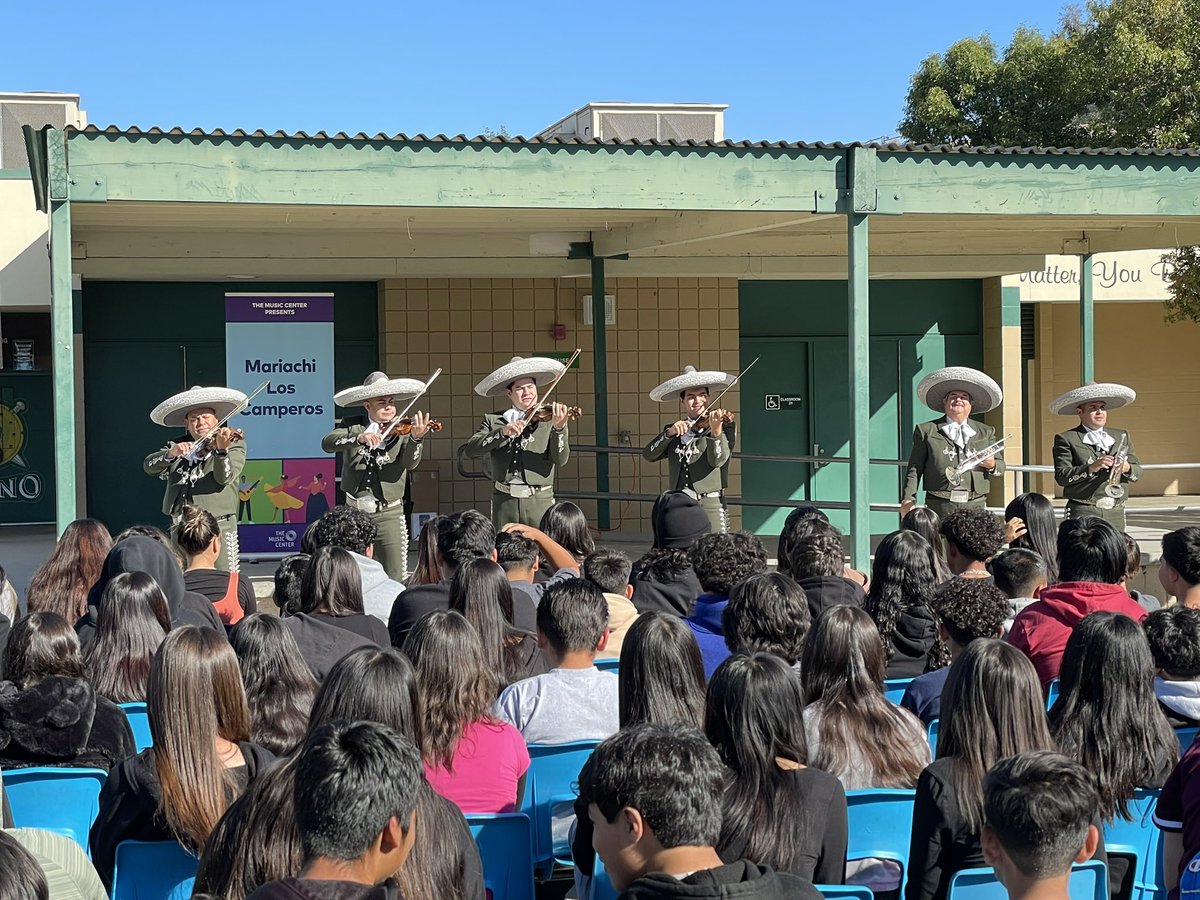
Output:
[1179, 727, 1199, 754]
[1103, 788, 1163, 900]
[467, 813, 536, 900]
[818, 887, 874, 900]
[118, 702, 152, 752]
[883, 678, 914, 705]
[846, 788, 917, 894]
[1046, 679, 1061, 709]
[946, 860, 1107, 900]
[520, 741, 599, 877]
[928, 719, 940, 756]
[1180, 851, 1200, 900]
[111, 840, 197, 900]
[1, 766, 107, 850]
[594, 657, 620, 673]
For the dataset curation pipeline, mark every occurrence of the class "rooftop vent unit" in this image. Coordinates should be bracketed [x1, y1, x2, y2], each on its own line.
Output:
[537, 102, 727, 144]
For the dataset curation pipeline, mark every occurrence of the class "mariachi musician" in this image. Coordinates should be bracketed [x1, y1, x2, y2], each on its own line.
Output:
[1050, 382, 1142, 530]
[144, 385, 249, 571]
[901, 366, 1006, 521]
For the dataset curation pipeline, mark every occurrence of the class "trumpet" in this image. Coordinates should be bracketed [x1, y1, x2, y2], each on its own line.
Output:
[1103, 432, 1130, 499]
[944, 433, 1012, 487]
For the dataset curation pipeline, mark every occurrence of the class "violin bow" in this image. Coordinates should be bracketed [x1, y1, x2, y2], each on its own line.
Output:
[183, 380, 270, 464]
[522, 349, 581, 423]
[686, 357, 759, 434]
[377, 368, 443, 442]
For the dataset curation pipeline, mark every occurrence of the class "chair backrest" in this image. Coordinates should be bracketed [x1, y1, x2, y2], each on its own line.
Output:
[1, 766, 107, 849]
[119, 702, 153, 753]
[947, 860, 1107, 900]
[111, 840, 198, 900]
[467, 813, 536, 900]
[884, 678, 914, 705]
[928, 719, 940, 756]
[845, 788, 917, 893]
[1179, 727, 1199, 755]
[520, 741, 599, 877]
[1046, 679, 1061, 709]
[817, 887, 874, 900]
[1103, 787, 1163, 900]
[594, 657, 619, 673]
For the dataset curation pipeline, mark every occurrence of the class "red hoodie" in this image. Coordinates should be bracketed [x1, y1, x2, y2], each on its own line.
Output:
[1006, 581, 1148, 685]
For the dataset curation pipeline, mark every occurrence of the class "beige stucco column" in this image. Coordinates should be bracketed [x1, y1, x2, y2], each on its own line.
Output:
[982, 279, 1024, 507]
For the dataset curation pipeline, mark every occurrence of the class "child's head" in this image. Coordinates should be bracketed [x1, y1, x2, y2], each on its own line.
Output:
[988, 548, 1049, 600]
[579, 723, 726, 891]
[1161, 526, 1200, 595]
[1144, 606, 1200, 680]
[722, 572, 811, 666]
[688, 531, 769, 596]
[940, 509, 1006, 571]
[582, 549, 633, 598]
[536, 579, 609, 659]
[494, 531, 540, 578]
[933, 578, 1009, 652]
[982, 751, 1100, 887]
[273, 553, 311, 616]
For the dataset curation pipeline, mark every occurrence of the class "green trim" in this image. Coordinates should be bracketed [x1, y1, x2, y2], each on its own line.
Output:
[847, 213, 872, 569]
[1001, 286, 1022, 328]
[591, 257, 610, 529]
[50, 196, 76, 532]
[1080, 254, 1095, 382]
[0, 168, 31, 180]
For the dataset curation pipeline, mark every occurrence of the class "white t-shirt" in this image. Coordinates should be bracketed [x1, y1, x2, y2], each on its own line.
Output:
[495, 666, 619, 745]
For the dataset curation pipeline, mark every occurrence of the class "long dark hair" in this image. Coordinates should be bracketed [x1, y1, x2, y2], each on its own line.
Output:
[864, 530, 948, 670]
[309, 646, 423, 747]
[229, 614, 317, 756]
[801, 606, 927, 788]
[86, 572, 171, 703]
[901, 507, 951, 583]
[407, 515, 444, 588]
[938, 639, 1053, 833]
[618, 612, 706, 729]
[1005, 493, 1060, 582]
[539, 501, 595, 563]
[3, 611, 87, 689]
[1050, 612, 1178, 821]
[26, 518, 112, 623]
[449, 559, 529, 688]
[707, 653, 819, 873]
[300, 545, 364, 617]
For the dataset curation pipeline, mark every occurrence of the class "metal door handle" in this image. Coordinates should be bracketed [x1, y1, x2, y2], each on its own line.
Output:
[813, 443, 826, 470]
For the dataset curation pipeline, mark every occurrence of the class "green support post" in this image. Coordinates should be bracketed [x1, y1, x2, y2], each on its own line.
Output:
[591, 256, 611, 529]
[1079, 254, 1095, 383]
[847, 212, 871, 570]
[47, 128, 77, 533]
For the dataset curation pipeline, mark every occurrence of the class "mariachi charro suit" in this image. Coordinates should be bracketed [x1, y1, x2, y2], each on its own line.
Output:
[643, 422, 736, 534]
[464, 413, 569, 528]
[903, 419, 1005, 520]
[1053, 425, 1142, 529]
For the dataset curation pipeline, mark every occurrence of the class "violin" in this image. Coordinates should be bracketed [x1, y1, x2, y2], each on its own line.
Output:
[386, 417, 444, 436]
[526, 405, 584, 423]
[689, 408, 734, 433]
[183, 427, 244, 464]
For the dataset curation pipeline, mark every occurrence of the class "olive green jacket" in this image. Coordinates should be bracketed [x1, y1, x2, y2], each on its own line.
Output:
[643, 425, 734, 495]
[463, 413, 569, 486]
[903, 418, 1005, 500]
[143, 440, 246, 519]
[321, 418, 423, 504]
[1053, 425, 1142, 506]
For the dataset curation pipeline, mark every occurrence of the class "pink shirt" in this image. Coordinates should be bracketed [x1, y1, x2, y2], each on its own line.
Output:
[424, 718, 531, 814]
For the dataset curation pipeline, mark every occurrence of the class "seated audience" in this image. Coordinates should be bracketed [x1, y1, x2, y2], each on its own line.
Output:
[271, 553, 310, 616]
[864, 530, 948, 679]
[405, 515, 443, 588]
[25, 517, 112, 624]
[0, 830, 48, 900]
[448, 558, 545, 687]
[230, 614, 318, 755]
[940, 508, 1005, 581]
[1154, 731, 1200, 899]
[4, 825, 108, 900]
[902, 507, 952, 583]
[177, 505, 257, 625]
[582, 548, 640, 659]
[84, 571, 170, 704]
[685, 531, 769, 678]
[988, 549, 1049, 631]
[629, 491, 710, 617]
[307, 505, 405, 623]
[0, 611, 134, 771]
[578, 723, 822, 900]
[406, 610, 529, 814]
[1123, 533, 1161, 612]
[1145, 606, 1200, 727]
[981, 752, 1101, 900]
[778, 514, 865, 620]
[901, 579, 1010, 724]
[492, 528, 572, 624]
[496, 579, 618, 743]
[722, 572, 810, 669]
[1160, 526, 1200, 609]
[1008, 517, 1148, 685]
[707, 653, 848, 884]
[89, 626, 275, 889]
[538, 500, 595, 571]
[1003, 493, 1060, 583]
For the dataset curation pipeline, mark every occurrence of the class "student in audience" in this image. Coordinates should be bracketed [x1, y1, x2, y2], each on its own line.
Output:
[90, 626, 275, 889]
[1122, 534, 1161, 612]
[802, 606, 930, 893]
[0, 830, 48, 900]
[778, 515, 866, 620]
[940, 509, 1005, 580]
[981, 752, 1102, 900]
[0, 565, 15, 632]
[493, 527, 577, 621]
[707, 653, 848, 884]
[84, 571, 170, 704]
[1145, 606, 1200, 727]
[685, 531, 770, 678]
[583, 548, 640, 659]
[902, 507, 952, 584]
[1008, 517, 1148, 685]
[388, 510, 496, 647]
[1003, 493, 1060, 583]
[496, 579, 619, 742]
[308, 505, 405, 623]
[988, 549, 1050, 631]
[1153, 731, 1200, 900]
[25, 518, 112, 625]
[579, 723, 822, 900]
[864, 530, 949, 679]
[722, 572, 810, 669]
[901, 579, 1010, 725]
[0, 611, 135, 771]
[177, 505, 257, 625]
[1160, 526, 1200, 609]
[271, 553, 310, 616]
[230, 614, 318, 756]
[448, 558, 545, 687]
[3, 825, 109, 900]
[406, 610, 529, 814]
[406, 515, 444, 588]
[538, 500, 596, 570]
[629, 491, 710, 617]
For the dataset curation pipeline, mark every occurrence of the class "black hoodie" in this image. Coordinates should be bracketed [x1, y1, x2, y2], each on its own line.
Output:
[884, 604, 940, 680]
[77, 536, 222, 648]
[621, 859, 822, 900]
[794, 575, 864, 623]
[247, 878, 401, 900]
[0, 674, 135, 770]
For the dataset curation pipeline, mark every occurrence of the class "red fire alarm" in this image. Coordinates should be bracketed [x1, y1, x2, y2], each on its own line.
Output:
[551, 323, 567, 341]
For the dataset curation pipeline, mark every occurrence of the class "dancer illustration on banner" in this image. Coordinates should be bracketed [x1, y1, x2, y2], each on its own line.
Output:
[264, 473, 305, 523]
[306, 472, 331, 522]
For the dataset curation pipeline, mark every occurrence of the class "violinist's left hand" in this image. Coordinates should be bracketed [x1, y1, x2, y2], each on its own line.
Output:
[213, 428, 237, 451]
[551, 402, 570, 430]
[409, 411, 431, 440]
[708, 408, 727, 437]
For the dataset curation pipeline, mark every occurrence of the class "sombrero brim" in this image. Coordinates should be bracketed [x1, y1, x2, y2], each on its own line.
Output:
[1049, 383, 1136, 416]
[151, 387, 248, 428]
[475, 358, 564, 398]
[334, 377, 427, 407]
[917, 367, 1003, 414]
[649, 370, 736, 403]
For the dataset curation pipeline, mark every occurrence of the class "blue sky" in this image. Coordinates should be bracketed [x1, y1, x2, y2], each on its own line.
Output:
[2, 0, 1066, 142]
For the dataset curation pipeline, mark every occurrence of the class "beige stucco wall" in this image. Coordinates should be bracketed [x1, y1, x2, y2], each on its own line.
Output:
[378, 277, 742, 532]
[0, 180, 49, 308]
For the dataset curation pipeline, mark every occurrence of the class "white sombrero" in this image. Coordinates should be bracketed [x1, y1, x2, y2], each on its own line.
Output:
[334, 372, 427, 407]
[151, 386, 248, 428]
[649, 366, 736, 403]
[917, 367, 1003, 415]
[1049, 382, 1136, 416]
[474, 356, 564, 398]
